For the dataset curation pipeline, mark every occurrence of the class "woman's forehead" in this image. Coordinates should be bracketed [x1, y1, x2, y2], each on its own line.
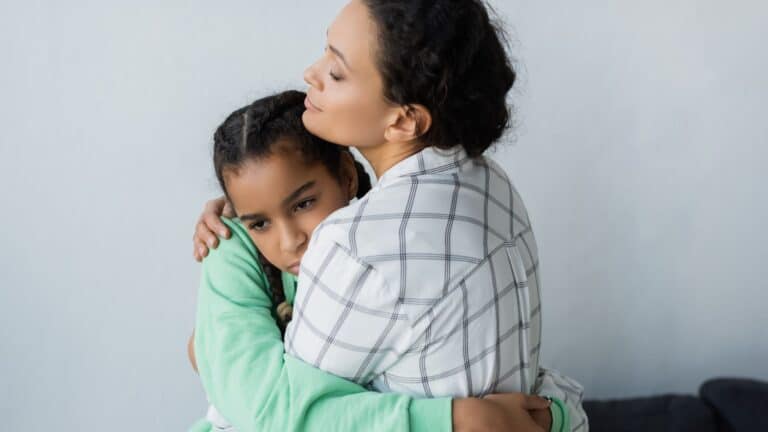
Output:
[327, 0, 377, 72]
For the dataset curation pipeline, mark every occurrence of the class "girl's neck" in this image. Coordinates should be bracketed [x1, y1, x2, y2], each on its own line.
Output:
[358, 141, 423, 179]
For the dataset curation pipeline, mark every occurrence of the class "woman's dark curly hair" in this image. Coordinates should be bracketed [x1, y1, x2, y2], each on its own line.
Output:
[213, 90, 371, 331]
[362, 0, 516, 157]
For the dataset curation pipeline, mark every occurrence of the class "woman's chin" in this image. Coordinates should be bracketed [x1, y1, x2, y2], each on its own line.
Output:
[301, 110, 317, 128]
[302, 112, 331, 141]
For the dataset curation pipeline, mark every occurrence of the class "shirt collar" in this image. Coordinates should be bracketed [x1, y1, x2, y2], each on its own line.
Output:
[377, 146, 469, 185]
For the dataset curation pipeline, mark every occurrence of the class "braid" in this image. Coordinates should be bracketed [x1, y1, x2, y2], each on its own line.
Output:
[257, 251, 292, 334]
[240, 111, 250, 154]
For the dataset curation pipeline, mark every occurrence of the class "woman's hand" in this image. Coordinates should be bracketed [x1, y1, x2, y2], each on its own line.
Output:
[193, 196, 235, 261]
[453, 393, 551, 432]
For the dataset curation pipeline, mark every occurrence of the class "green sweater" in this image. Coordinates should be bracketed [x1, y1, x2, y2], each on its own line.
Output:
[191, 218, 451, 432]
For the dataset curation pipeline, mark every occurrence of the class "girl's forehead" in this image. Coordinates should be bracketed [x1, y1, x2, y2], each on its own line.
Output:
[227, 157, 325, 214]
[237, 152, 315, 183]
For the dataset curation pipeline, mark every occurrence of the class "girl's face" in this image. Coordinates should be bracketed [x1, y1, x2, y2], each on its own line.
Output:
[224, 145, 356, 275]
[302, 0, 393, 150]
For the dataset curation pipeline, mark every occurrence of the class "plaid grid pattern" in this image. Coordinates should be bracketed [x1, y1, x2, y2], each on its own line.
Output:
[285, 147, 587, 430]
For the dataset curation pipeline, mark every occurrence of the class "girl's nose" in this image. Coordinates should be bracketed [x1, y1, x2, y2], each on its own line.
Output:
[280, 223, 307, 254]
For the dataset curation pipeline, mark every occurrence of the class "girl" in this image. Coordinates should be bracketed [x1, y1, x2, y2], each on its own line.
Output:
[190, 90, 554, 432]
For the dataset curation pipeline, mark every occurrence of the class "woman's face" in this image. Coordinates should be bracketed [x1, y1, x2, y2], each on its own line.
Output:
[302, 0, 393, 149]
[224, 146, 355, 275]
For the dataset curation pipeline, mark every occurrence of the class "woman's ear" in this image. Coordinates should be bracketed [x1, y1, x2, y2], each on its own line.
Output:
[384, 104, 432, 143]
[340, 151, 359, 200]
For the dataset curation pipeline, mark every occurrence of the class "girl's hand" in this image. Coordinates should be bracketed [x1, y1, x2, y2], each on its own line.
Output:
[530, 403, 553, 431]
[453, 393, 551, 432]
[193, 196, 234, 261]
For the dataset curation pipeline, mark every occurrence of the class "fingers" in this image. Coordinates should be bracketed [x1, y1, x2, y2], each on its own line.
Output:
[193, 237, 209, 262]
[192, 196, 231, 263]
[222, 200, 235, 219]
[529, 406, 552, 432]
[203, 200, 231, 240]
[524, 395, 552, 411]
[193, 221, 218, 254]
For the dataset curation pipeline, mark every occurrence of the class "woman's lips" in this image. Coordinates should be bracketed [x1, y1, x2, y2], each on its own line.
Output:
[304, 96, 322, 112]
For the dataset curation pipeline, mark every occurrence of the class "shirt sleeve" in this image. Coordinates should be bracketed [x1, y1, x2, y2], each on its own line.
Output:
[285, 224, 410, 385]
[532, 366, 589, 432]
[194, 219, 451, 432]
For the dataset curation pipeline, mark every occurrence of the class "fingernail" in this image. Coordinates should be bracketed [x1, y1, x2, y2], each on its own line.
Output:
[219, 230, 228, 237]
[207, 239, 215, 247]
[199, 247, 206, 256]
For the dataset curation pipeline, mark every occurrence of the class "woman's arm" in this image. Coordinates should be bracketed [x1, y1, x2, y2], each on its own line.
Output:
[193, 212, 553, 432]
[195, 218, 561, 432]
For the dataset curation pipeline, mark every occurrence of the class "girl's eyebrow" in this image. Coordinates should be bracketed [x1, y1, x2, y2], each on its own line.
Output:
[239, 212, 264, 222]
[281, 181, 316, 207]
[239, 211, 264, 221]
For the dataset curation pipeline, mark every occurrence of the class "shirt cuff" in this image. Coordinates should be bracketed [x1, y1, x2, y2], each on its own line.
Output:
[548, 397, 570, 432]
[409, 397, 452, 432]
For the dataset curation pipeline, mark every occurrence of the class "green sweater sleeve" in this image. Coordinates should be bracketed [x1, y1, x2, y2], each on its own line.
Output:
[194, 218, 451, 432]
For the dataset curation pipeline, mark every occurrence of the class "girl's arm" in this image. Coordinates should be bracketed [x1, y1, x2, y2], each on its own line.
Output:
[196, 218, 449, 432]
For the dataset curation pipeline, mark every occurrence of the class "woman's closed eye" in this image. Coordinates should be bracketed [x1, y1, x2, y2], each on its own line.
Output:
[329, 69, 343, 81]
[323, 48, 344, 81]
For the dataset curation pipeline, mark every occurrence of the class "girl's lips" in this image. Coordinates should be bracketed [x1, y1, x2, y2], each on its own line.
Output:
[288, 263, 300, 274]
[304, 96, 322, 112]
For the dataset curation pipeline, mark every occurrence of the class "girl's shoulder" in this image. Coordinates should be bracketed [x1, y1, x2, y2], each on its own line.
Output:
[216, 217, 259, 258]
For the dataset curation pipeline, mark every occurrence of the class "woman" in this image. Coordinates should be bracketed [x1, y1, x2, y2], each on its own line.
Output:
[195, 0, 587, 430]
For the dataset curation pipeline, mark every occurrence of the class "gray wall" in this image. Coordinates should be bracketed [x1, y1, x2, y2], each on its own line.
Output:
[1, 1, 765, 430]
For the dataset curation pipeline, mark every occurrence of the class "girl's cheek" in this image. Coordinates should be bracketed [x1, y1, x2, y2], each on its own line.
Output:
[254, 235, 278, 262]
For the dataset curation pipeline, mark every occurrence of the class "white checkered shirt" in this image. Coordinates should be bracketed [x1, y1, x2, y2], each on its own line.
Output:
[286, 147, 587, 430]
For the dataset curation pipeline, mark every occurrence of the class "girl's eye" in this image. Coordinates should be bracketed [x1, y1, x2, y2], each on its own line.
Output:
[249, 220, 270, 232]
[294, 198, 316, 212]
[329, 70, 342, 81]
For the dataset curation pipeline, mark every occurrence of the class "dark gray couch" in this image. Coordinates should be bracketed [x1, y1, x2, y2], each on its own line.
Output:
[583, 378, 767, 432]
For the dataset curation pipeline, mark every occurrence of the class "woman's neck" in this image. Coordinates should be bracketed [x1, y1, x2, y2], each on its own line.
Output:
[358, 141, 423, 178]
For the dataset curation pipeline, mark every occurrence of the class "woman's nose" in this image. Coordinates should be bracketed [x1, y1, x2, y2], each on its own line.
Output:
[303, 60, 323, 92]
